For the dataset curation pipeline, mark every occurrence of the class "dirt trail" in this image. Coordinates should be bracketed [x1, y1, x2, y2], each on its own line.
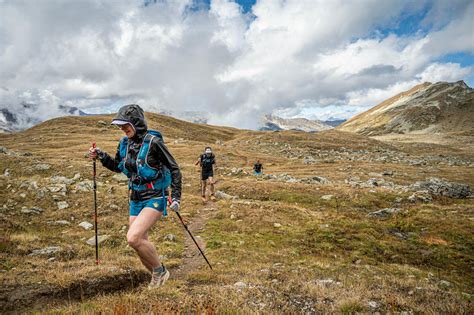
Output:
[176, 201, 216, 278]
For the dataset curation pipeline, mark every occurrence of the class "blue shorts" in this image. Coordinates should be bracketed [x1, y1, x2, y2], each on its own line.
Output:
[129, 197, 166, 217]
[254, 171, 262, 175]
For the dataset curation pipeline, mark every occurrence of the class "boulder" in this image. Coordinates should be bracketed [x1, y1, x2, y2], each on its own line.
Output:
[412, 178, 472, 198]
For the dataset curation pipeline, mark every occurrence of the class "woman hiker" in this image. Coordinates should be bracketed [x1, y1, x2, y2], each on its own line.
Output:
[89, 104, 181, 289]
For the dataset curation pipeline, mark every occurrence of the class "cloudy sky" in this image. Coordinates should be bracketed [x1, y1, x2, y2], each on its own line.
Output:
[1, 0, 473, 129]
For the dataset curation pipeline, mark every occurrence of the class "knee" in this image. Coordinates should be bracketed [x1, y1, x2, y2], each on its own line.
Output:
[127, 232, 142, 249]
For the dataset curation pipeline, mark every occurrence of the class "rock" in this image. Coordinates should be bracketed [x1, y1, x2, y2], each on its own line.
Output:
[57, 201, 69, 210]
[98, 120, 108, 126]
[30, 246, 61, 256]
[72, 173, 81, 181]
[164, 234, 176, 242]
[21, 207, 44, 214]
[86, 235, 110, 246]
[382, 170, 394, 176]
[215, 190, 238, 200]
[3, 169, 10, 177]
[367, 178, 384, 187]
[36, 187, 48, 198]
[303, 156, 317, 165]
[215, 140, 224, 146]
[305, 176, 330, 184]
[19, 193, 26, 198]
[273, 223, 282, 228]
[234, 281, 247, 289]
[439, 280, 451, 287]
[48, 184, 67, 193]
[408, 191, 433, 203]
[112, 173, 128, 182]
[78, 221, 93, 230]
[230, 168, 244, 175]
[75, 180, 93, 192]
[35, 164, 51, 171]
[321, 195, 333, 200]
[50, 176, 75, 185]
[412, 178, 472, 199]
[368, 301, 378, 308]
[230, 213, 237, 220]
[368, 208, 401, 218]
[54, 220, 71, 225]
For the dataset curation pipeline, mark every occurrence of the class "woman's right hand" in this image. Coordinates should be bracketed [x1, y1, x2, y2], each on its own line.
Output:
[89, 147, 102, 160]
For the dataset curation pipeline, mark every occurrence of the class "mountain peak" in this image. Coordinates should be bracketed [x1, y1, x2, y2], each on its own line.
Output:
[338, 80, 474, 136]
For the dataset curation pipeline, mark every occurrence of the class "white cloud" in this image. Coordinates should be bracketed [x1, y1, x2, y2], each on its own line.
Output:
[0, 0, 473, 129]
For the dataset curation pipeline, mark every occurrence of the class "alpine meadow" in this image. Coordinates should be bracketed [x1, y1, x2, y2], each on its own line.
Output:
[1, 0, 474, 314]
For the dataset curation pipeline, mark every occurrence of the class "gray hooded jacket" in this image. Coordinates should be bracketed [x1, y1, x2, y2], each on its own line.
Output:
[99, 104, 182, 202]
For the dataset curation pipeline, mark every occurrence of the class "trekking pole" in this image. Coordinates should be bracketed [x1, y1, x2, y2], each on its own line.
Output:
[169, 197, 212, 270]
[92, 143, 99, 265]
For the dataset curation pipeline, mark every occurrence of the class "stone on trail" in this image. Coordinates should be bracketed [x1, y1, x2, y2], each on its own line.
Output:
[273, 223, 282, 228]
[368, 208, 401, 218]
[78, 221, 93, 230]
[3, 168, 10, 177]
[86, 235, 110, 246]
[321, 195, 333, 200]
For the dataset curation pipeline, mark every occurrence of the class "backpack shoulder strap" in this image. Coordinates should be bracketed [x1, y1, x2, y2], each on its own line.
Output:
[119, 136, 129, 159]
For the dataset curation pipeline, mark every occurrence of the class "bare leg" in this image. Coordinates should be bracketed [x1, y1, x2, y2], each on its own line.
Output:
[129, 216, 153, 271]
[127, 208, 163, 271]
[209, 177, 215, 196]
[201, 180, 207, 198]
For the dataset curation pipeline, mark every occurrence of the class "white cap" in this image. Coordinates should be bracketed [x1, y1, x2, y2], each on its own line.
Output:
[111, 119, 131, 125]
[205, 148, 212, 154]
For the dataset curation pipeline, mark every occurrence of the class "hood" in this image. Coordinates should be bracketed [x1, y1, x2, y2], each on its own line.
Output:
[112, 104, 148, 138]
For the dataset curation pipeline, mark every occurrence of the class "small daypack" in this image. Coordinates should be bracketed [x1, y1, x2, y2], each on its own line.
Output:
[117, 130, 172, 211]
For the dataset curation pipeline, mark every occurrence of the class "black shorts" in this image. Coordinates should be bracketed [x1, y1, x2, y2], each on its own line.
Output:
[201, 171, 213, 181]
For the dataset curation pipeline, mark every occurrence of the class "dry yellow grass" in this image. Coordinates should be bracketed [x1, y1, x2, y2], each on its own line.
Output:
[0, 113, 473, 313]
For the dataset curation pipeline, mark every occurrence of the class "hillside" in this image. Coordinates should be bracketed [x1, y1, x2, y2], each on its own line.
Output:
[338, 81, 474, 136]
[1, 113, 473, 313]
[260, 114, 333, 132]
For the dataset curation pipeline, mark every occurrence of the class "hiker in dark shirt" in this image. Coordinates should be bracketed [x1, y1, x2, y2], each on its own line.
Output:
[89, 104, 181, 289]
[195, 147, 216, 202]
[253, 159, 263, 175]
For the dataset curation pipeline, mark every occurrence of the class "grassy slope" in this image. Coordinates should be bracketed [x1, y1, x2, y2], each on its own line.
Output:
[0, 113, 473, 313]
